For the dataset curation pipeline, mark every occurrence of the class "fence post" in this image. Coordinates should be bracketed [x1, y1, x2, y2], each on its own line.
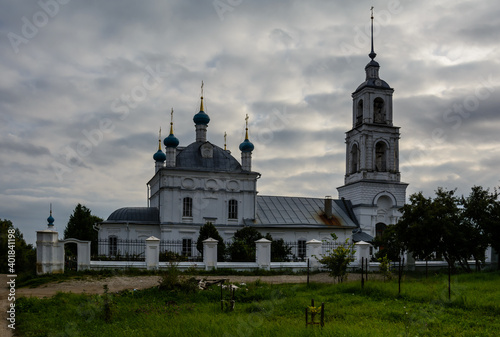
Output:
[36, 229, 64, 275]
[306, 239, 322, 271]
[355, 241, 371, 271]
[145, 236, 160, 270]
[203, 237, 218, 271]
[255, 238, 271, 270]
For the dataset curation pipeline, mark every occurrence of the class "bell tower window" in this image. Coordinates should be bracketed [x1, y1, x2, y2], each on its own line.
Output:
[350, 144, 359, 174]
[356, 100, 363, 126]
[373, 97, 385, 124]
[375, 141, 387, 171]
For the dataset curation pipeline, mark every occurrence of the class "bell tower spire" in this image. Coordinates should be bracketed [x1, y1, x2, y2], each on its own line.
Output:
[337, 10, 408, 240]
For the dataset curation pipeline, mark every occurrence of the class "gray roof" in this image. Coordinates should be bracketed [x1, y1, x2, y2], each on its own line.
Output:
[175, 141, 242, 172]
[105, 207, 159, 223]
[352, 230, 374, 242]
[248, 195, 358, 228]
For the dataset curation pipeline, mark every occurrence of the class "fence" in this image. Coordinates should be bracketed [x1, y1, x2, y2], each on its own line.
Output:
[159, 239, 203, 262]
[96, 239, 145, 261]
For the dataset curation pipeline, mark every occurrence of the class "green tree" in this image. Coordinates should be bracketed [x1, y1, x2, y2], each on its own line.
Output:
[64, 204, 102, 256]
[0, 219, 36, 275]
[227, 226, 263, 262]
[372, 224, 404, 262]
[265, 233, 292, 262]
[460, 186, 498, 270]
[196, 222, 226, 261]
[318, 233, 356, 283]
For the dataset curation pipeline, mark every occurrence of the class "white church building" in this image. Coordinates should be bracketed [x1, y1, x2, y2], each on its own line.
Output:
[97, 35, 407, 258]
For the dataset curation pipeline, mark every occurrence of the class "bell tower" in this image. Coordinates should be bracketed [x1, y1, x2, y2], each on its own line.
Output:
[337, 8, 408, 239]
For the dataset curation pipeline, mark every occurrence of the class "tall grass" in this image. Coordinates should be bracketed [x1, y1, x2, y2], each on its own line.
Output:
[16, 271, 500, 336]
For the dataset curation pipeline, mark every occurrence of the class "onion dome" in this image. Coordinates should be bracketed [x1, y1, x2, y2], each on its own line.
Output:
[154, 129, 166, 162]
[47, 206, 54, 227]
[193, 96, 210, 125]
[239, 114, 254, 152]
[164, 125, 179, 148]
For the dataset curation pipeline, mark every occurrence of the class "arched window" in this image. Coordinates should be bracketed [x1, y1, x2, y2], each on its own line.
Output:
[183, 197, 193, 217]
[228, 199, 238, 219]
[108, 236, 117, 256]
[375, 141, 387, 172]
[350, 144, 359, 173]
[376, 223, 387, 239]
[356, 100, 363, 126]
[373, 97, 385, 123]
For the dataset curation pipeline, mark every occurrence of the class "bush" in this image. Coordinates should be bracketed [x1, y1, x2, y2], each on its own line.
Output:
[318, 233, 356, 283]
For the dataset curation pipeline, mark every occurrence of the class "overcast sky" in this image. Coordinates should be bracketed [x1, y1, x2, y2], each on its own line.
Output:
[1, 0, 499, 244]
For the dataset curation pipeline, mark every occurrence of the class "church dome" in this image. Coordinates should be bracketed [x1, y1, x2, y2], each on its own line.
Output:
[164, 134, 179, 148]
[153, 149, 166, 162]
[239, 139, 254, 153]
[47, 214, 54, 225]
[193, 110, 210, 125]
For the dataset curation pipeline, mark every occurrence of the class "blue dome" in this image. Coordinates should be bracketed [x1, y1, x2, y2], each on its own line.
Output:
[164, 134, 179, 148]
[193, 111, 210, 125]
[47, 215, 54, 225]
[153, 149, 166, 162]
[239, 139, 254, 153]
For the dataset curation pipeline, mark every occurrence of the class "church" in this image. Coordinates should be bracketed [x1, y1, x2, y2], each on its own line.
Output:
[97, 29, 408, 258]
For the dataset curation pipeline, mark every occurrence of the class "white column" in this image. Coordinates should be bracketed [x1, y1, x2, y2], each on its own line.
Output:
[77, 241, 91, 271]
[203, 237, 218, 271]
[355, 241, 371, 267]
[166, 148, 176, 167]
[36, 230, 64, 275]
[145, 236, 160, 270]
[306, 239, 323, 270]
[241, 152, 252, 171]
[255, 238, 271, 271]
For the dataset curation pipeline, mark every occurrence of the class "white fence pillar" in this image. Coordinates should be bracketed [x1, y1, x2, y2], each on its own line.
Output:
[355, 241, 371, 267]
[36, 230, 64, 275]
[306, 239, 323, 270]
[77, 241, 91, 271]
[203, 237, 218, 271]
[145, 236, 160, 270]
[255, 238, 271, 270]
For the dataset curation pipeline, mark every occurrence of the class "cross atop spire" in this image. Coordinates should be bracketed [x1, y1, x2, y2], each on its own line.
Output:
[224, 131, 227, 150]
[170, 108, 174, 135]
[200, 81, 204, 112]
[369, 6, 377, 60]
[245, 114, 249, 140]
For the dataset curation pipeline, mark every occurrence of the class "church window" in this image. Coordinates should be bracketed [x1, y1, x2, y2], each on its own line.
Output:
[228, 199, 238, 219]
[297, 239, 306, 260]
[350, 144, 359, 173]
[375, 141, 387, 171]
[373, 97, 385, 123]
[182, 238, 192, 257]
[183, 197, 193, 217]
[356, 100, 363, 126]
[376, 223, 387, 239]
[108, 236, 117, 256]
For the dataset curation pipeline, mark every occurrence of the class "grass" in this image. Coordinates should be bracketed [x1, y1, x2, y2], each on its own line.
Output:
[15, 271, 500, 336]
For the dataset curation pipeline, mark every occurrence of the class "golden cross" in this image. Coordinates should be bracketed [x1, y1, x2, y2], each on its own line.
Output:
[245, 114, 249, 128]
[170, 107, 174, 123]
[224, 132, 227, 150]
[371, 6, 374, 19]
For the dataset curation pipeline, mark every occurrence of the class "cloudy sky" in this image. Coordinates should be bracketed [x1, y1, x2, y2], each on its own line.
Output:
[1, 0, 499, 244]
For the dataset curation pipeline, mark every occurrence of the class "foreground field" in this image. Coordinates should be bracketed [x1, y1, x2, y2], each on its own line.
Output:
[15, 271, 500, 336]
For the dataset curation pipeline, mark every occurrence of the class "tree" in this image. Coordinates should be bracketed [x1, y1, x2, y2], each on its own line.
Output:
[64, 204, 102, 256]
[265, 233, 292, 262]
[227, 226, 263, 262]
[0, 219, 36, 275]
[461, 186, 499, 270]
[196, 222, 226, 261]
[318, 233, 356, 283]
[372, 224, 404, 262]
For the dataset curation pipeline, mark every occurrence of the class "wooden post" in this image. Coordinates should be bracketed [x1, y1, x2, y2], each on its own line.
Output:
[361, 257, 365, 288]
[320, 302, 325, 327]
[448, 262, 451, 301]
[220, 280, 224, 311]
[307, 258, 310, 286]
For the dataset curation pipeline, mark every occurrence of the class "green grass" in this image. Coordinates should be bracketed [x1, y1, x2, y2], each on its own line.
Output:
[16, 271, 500, 336]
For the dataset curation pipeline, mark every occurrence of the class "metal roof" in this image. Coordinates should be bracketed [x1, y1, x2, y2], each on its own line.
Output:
[251, 195, 358, 228]
[175, 141, 242, 172]
[105, 207, 159, 223]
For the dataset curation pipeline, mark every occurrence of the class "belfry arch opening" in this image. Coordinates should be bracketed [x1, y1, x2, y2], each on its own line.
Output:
[350, 144, 359, 174]
[356, 100, 363, 126]
[375, 141, 387, 172]
[373, 97, 385, 123]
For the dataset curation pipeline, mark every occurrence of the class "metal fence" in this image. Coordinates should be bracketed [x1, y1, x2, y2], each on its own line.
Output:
[159, 239, 202, 262]
[96, 239, 145, 261]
